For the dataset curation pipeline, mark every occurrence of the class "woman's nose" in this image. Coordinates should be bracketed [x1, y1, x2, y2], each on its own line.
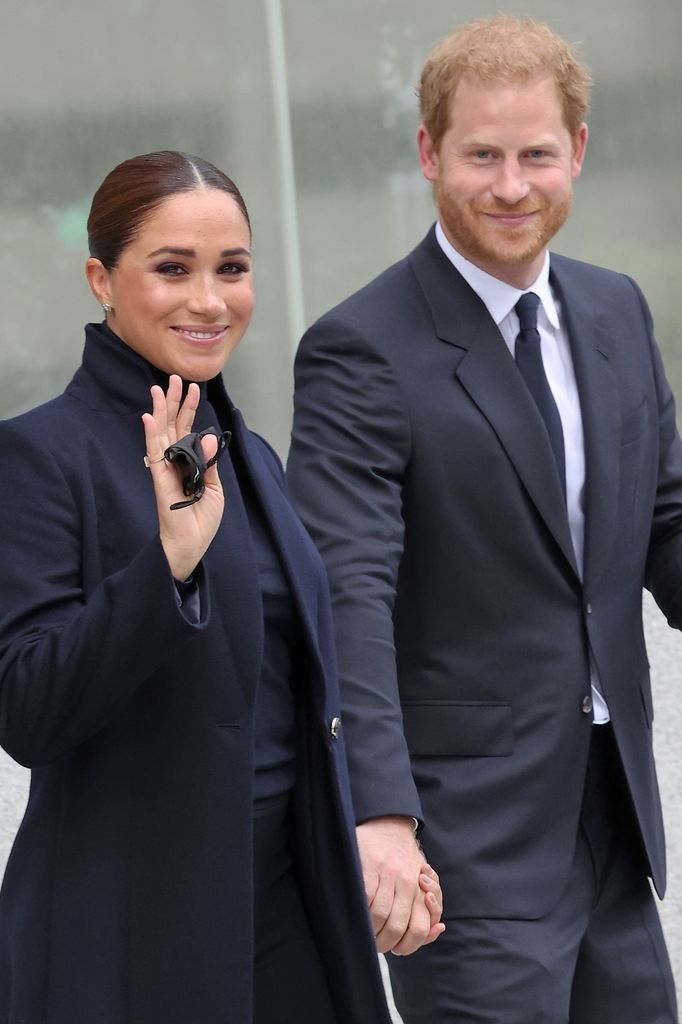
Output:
[186, 277, 225, 317]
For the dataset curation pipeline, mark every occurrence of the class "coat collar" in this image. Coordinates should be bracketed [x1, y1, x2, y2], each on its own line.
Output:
[408, 228, 620, 586]
[68, 322, 236, 418]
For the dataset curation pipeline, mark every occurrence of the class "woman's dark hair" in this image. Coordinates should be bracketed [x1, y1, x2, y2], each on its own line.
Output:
[87, 151, 251, 269]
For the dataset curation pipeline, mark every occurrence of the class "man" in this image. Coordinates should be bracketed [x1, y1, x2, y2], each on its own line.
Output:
[287, 14, 679, 1024]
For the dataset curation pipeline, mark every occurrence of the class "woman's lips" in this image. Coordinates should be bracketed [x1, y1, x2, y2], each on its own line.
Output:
[170, 326, 228, 344]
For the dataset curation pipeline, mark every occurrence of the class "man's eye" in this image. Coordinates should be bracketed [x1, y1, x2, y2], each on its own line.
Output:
[475, 150, 491, 159]
[528, 150, 546, 158]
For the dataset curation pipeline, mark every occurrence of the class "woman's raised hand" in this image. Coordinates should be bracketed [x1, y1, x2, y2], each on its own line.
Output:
[141, 375, 225, 581]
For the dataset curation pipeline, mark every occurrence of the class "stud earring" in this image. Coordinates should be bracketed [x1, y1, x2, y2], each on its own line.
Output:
[102, 302, 112, 314]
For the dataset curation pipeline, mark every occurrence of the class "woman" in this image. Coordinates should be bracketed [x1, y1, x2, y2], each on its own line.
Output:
[0, 152, 441, 1024]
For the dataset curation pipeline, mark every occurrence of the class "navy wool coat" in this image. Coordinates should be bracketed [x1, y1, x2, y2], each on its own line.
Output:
[0, 324, 391, 1024]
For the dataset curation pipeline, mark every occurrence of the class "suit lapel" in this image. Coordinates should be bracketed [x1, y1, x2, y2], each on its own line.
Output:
[550, 259, 621, 588]
[410, 231, 579, 579]
[456, 317, 579, 576]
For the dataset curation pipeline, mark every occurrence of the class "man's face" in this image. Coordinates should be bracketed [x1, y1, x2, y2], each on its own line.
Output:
[417, 73, 587, 288]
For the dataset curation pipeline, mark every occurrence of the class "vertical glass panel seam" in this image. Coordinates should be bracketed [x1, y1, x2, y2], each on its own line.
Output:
[265, 0, 306, 356]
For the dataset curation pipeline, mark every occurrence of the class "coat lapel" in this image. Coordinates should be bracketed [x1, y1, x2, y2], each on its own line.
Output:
[410, 231, 579, 579]
[229, 412, 327, 691]
[187, 394, 264, 707]
[550, 259, 621, 589]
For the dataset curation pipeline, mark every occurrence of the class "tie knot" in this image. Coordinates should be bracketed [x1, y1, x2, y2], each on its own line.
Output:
[515, 292, 540, 332]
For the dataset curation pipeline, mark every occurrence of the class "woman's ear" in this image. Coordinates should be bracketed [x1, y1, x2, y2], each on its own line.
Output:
[85, 257, 112, 308]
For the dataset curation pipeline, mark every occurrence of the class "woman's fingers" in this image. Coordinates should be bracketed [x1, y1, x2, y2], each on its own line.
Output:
[147, 377, 198, 459]
[199, 431, 222, 490]
[176, 381, 199, 439]
[141, 409, 164, 466]
[145, 382, 217, 497]
[164, 375, 199, 444]
[163, 375, 183, 441]
[148, 384, 170, 452]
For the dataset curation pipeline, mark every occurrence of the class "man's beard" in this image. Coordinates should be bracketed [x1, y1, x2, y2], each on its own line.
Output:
[436, 179, 573, 272]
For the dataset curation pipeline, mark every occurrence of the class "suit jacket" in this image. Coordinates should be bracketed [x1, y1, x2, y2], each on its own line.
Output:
[287, 225, 682, 920]
[0, 324, 391, 1024]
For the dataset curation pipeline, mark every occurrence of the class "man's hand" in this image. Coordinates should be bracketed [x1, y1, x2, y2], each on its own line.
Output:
[356, 815, 445, 955]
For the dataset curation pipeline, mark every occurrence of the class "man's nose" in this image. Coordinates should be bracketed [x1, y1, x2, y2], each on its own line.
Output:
[490, 159, 531, 205]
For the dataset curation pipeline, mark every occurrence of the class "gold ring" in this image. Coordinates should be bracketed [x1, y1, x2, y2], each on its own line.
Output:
[143, 454, 165, 468]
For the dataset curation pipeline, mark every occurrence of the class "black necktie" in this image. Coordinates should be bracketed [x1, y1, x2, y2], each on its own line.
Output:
[514, 292, 566, 497]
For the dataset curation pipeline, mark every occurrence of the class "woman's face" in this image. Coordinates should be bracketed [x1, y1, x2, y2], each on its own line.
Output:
[87, 188, 253, 381]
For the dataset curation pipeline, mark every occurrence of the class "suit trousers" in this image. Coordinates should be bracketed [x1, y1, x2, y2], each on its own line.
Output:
[388, 725, 678, 1024]
[253, 793, 339, 1024]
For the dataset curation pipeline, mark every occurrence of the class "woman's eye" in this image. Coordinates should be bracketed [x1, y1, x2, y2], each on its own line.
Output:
[156, 263, 186, 276]
[219, 262, 249, 276]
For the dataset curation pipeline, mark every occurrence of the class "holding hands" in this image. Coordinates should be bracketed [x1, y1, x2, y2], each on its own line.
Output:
[141, 375, 225, 581]
[356, 815, 445, 956]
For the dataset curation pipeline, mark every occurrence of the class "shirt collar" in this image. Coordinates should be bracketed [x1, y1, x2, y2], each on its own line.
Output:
[435, 221, 560, 330]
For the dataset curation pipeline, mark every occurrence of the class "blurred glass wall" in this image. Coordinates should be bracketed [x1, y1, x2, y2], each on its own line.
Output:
[1, 0, 680, 450]
[1, 0, 681, 1002]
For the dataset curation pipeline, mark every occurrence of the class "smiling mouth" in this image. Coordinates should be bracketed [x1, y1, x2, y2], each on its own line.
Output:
[171, 326, 228, 341]
[485, 211, 539, 220]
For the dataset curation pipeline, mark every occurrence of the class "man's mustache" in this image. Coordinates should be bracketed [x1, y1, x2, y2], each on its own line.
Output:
[474, 198, 549, 216]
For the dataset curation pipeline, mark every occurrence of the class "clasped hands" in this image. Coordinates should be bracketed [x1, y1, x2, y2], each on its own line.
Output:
[356, 815, 445, 955]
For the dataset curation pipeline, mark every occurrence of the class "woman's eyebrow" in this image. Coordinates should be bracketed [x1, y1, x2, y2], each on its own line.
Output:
[145, 246, 251, 259]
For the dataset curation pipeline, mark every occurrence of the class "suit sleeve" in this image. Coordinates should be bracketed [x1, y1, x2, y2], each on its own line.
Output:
[287, 315, 422, 824]
[0, 420, 210, 768]
[633, 279, 682, 626]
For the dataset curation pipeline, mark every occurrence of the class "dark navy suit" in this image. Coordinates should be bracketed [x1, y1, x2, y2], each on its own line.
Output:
[0, 324, 391, 1024]
[288, 226, 680, 1020]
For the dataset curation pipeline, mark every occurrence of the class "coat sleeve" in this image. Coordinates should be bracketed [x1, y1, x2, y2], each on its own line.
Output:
[0, 420, 210, 768]
[287, 315, 423, 824]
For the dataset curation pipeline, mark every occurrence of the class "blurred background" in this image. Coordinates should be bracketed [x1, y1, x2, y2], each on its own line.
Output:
[1, 0, 680, 1013]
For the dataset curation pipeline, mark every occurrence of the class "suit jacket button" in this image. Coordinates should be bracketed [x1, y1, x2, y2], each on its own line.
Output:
[581, 695, 593, 715]
[330, 716, 341, 739]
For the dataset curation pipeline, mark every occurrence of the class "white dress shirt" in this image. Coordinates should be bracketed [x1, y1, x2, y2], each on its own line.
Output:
[435, 222, 609, 723]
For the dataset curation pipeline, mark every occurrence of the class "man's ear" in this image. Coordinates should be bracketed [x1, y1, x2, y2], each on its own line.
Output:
[417, 124, 440, 183]
[571, 122, 588, 179]
[85, 257, 111, 306]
